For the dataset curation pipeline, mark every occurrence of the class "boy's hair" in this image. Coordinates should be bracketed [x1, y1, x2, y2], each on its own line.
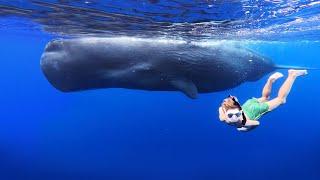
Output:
[221, 98, 240, 111]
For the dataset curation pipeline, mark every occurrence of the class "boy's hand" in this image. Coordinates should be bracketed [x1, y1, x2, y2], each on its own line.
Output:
[237, 127, 249, 132]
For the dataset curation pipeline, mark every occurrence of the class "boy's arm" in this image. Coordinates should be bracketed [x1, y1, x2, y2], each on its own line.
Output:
[245, 119, 260, 127]
[237, 120, 260, 132]
[218, 107, 227, 121]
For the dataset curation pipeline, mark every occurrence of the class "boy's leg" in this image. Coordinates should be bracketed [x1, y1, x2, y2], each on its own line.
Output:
[258, 72, 284, 102]
[266, 69, 307, 111]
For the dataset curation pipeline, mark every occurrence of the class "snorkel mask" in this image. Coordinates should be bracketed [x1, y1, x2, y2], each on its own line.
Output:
[225, 108, 242, 123]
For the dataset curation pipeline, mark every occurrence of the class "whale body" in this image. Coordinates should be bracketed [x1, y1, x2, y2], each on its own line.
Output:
[40, 37, 276, 99]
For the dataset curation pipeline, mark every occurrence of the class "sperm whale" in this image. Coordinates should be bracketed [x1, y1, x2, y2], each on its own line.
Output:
[40, 37, 277, 99]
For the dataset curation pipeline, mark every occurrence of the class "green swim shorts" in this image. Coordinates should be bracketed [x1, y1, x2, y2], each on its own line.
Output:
[242, 98, 269, 120]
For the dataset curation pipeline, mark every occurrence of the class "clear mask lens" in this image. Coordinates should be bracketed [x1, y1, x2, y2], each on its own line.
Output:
[226, 109, 242, 123]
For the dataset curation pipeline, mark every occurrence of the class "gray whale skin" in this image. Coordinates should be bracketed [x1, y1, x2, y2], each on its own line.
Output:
[40, 37, 276, 99]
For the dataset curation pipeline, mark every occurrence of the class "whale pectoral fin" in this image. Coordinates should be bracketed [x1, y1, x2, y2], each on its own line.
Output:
[171, 79, 198, 99]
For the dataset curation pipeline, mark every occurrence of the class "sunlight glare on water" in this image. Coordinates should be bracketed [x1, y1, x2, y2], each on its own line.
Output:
[0, 0, 319, 41]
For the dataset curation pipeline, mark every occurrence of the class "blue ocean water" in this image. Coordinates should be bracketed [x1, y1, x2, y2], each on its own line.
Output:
[0, 1, 320, 180]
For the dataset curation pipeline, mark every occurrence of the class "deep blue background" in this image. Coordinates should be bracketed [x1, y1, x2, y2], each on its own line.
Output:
[0, 30, 320, 180]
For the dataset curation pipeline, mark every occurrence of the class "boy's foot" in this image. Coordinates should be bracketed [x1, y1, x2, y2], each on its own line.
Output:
[269, 72, 284, 83]
[288, 69, 308, 77]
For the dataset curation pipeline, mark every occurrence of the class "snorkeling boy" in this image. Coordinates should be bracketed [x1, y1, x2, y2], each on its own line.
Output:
[218, 69, 307, 132]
